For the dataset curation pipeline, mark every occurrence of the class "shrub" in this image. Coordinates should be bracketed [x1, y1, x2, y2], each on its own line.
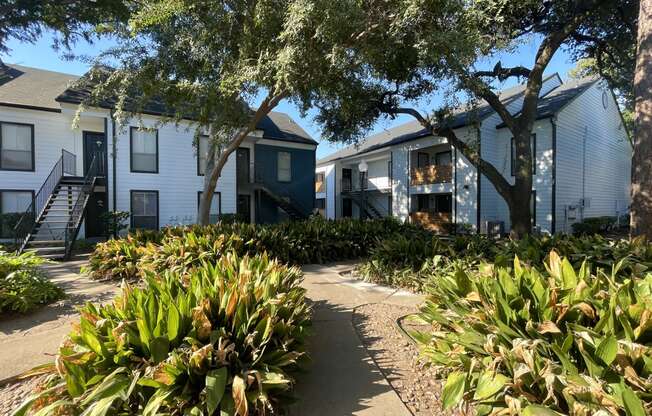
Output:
[412, 252, 652, 415]
[85, 217, 420, 281]
[572, 216, 616, 236]
[0, 248, 64, 313]
[16, 253, 310, 415]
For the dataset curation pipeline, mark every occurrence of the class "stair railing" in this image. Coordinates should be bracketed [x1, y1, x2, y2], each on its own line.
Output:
[252, 161, 312, 219]
[64, 156, 98, 259]
[14, 149, 77, 252]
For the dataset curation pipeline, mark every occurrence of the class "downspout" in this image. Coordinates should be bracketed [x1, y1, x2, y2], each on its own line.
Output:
[111, 110, 117, 233]
[476, 128, 482, 234]
[406, 149, 411, 222]
[550, 117, 557, 234]
[453, 145, 458, 232]
[581, 125, 588, 221]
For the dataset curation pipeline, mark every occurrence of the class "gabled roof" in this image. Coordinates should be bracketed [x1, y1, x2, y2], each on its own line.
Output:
[495, 76, 597, 129]
[0, 63, 316, 145]
[317, 73, 567, 166]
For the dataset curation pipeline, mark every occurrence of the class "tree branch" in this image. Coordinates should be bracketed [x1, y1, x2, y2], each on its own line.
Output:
[473, 62, 531, 81]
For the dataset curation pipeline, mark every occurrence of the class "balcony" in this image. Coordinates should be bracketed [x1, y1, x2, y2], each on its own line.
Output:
[410, 211, 452, 234]
[411, 164, 453, 186]
[315, 180, 325, 193]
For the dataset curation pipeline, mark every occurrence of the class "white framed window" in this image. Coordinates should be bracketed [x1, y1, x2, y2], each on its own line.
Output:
[198, 191, 221, 224]
[130, 127, 158, 173]
[197, 135, 209, 175]
[131, 190, 159, 230]
[277, 151, 291, 182]
[0, 190, 33, 238]
[0, 122, 34, 171]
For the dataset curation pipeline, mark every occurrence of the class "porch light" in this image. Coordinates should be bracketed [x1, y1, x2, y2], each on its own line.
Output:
[358, 160, 368, 173]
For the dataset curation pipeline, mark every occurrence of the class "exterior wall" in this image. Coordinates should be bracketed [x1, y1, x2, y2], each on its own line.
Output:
[315, 163, 335, 219]
[254, 142, 316, 223]
[555, 82, 631, 233]
[112, 117, 237, 230]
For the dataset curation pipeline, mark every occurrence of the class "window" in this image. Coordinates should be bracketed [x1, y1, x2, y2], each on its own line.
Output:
[0, 122, 34, 171]
[198, 192, 221, 224]
[130, 127, 158, 173]
[435, 151, 452, 166]
[197, 135, 209, 175]
[130, 191, 158, 230]
[315, 198, 326, 217]
[511, 135, 536, 176]
[0, 190, 33, 238]
[315, 172, 325, 193]
[435, 194, 453, 213]
[417, 152, 429, 168]
[278, 151, 291, 182]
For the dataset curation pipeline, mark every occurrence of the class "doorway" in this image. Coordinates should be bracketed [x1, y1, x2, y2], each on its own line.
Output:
[83, 131, 107, 238]
[237, 148, 250, 186]
[83, 131, 106, 177]
[237, 194, 251, 223]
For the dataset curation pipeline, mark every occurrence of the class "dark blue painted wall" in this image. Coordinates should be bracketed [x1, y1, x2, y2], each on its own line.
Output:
[254, 144, 315, 223]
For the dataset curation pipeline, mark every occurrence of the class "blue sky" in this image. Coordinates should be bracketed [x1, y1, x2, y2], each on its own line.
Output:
[1, 32, 578, 159]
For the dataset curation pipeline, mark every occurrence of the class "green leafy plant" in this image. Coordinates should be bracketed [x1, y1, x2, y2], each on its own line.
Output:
[413, 252, 652, 415]
[0, 248, 64, 314]
[15, 253, 310, 415]
[100, 210, 131, 237]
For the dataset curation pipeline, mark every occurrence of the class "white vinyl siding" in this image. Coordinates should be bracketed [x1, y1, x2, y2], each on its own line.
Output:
[130, 128, 158, 173]
[278, 151, 291, 182]
[0, 122, 33, 171]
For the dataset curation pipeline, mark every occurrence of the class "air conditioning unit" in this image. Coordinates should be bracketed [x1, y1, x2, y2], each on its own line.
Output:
[483, 221, 504, 238]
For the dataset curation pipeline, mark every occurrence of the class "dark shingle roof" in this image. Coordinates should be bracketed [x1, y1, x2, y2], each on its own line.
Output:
[0, 64, 78, 111]
[0, 63, 315, 145]
[317, 74, 563, 166]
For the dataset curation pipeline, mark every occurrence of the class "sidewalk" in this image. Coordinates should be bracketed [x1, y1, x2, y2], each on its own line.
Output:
[0, 256, 119, 381]
[289, 262, 424, 416]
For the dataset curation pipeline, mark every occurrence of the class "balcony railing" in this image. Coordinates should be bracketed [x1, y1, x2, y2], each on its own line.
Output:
[410, 211, 452, 234]
[411, 164, 453, 186]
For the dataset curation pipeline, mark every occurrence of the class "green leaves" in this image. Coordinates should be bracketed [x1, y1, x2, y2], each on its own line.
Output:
[442, 371, 466, 409]
[206, 368, 228, 415]
[473, 371, 508, 401]
[595, 335, 618, 365]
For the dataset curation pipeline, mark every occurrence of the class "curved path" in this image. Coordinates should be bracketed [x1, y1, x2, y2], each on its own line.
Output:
[289, 262, 424, 416]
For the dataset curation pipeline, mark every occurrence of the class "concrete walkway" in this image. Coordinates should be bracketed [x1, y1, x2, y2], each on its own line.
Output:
[0, 256, 119, 381]
[289, 262, 424, 416]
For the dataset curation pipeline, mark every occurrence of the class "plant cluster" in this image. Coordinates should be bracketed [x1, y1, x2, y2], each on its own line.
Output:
[84, 217, 418, 281]
[0, 248, 64, 314]
[412, 253, 652, 415]
[15, 253, 309, 415]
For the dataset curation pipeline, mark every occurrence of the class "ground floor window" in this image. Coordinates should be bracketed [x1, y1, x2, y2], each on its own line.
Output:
[198, 192, 221, 224]
[0, 190, 33, 238]
[415, 193, 452, 213]
[315, 198, 326, 216]
[130, 190, 158, 230]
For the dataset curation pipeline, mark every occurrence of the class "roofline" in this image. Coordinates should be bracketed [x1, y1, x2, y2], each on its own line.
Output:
[0, 102, 62, 114]
[315, 76, 561, 164]
[495, 78, 599, 130]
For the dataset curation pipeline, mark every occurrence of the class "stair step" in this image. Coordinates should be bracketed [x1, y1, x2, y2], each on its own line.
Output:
[27, 246, 65, 252]
[27, 240, 64, 246]
[39, 253, 66, 260]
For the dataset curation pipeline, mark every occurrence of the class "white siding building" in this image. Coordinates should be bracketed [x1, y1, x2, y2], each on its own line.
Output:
[0, 64, 317, 258]
[316, 74, 631, 235]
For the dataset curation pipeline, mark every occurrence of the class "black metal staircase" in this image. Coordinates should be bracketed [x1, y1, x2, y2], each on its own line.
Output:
[14, 150, 98, 260]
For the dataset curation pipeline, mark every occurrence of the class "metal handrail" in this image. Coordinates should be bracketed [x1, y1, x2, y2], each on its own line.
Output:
[252, 161, 312, 217]
[64, 156, 97, 259]
[14, 150, 76, 251]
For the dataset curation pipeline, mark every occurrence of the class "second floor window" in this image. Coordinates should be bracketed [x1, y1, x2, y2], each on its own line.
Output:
[278, 151, 291, 182]
[435, 151, 452, 166]
[315, 172, 325, 193]
[130, 127, 158, 173]
[0, 122, 33, 171]
[197, 135, 209, 175]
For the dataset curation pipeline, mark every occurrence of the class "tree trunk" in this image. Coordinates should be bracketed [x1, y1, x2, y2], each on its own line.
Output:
[631, 0, 652, 238]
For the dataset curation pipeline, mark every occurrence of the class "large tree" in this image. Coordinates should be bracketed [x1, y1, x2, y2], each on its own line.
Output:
[74, 0, 368, 224]
[0, 0, 131, 53]
[314, 0, 637, 238]
[632, 0, 652, 238]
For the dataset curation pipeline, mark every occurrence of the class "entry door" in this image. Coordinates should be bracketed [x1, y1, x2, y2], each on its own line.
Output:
[342, 168, 352, 191]
[237, 148, 250, 185]
[237, 194, 251, 223]
[342, 198, 353, 218]
[86, 192, 107, 238]
[83, 131, 106, 176]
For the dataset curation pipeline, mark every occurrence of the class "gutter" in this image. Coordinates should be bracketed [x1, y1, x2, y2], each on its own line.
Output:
[476, 128, 482, 234]
[111, 110, 117, 226]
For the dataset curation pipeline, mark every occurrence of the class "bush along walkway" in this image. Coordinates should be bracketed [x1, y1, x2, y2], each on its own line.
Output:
[0, 255, 120, 382]
[289, 261, 423, 416]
